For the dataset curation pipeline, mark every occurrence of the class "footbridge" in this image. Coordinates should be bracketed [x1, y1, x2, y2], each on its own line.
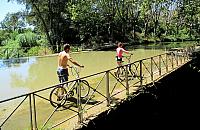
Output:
[0, 46, 196, 130]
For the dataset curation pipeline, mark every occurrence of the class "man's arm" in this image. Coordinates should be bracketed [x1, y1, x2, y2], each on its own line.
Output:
[69, 57, 84, 68]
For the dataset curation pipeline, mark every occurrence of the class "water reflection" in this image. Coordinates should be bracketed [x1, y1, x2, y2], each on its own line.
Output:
[0, 58, 30, 68]
[0, 58, 36, 100]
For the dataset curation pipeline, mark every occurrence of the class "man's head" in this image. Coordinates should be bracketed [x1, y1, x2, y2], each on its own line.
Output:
[63, 44, 70, 52]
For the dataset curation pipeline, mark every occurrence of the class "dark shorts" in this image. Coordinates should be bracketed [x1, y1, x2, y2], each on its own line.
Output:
[116, 56, 122, 62]
[57, 67, 69, 83]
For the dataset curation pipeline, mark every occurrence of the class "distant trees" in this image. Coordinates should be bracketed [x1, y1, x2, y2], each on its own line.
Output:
[1, 0, 200, 52]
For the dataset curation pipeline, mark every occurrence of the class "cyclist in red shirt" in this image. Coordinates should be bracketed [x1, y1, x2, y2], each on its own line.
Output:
[116, 42, 130, 66]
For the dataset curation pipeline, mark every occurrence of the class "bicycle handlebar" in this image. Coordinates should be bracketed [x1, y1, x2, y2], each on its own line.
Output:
[123, 54, 133, 59]
[122, 54, 133, 63]
[123, 53, 133, 57]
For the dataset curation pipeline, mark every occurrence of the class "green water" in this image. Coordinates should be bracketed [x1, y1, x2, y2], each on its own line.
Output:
[0, 49, 165, 101]
[0, 48, 167, 130]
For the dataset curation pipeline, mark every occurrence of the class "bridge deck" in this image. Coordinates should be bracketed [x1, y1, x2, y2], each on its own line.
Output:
[58, 53, 192, 129]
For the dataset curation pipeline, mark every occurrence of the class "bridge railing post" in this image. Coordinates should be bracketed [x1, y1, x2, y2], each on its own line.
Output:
[180, 54, 182, 65]
[159, 55, 161, 76]
[183, 50, 186, 63]
[150, 57, 153, 81]
[166, 53, 168, 73]
[125, 65, 129, 95]
[139, 60, 143, 87]
[29, 94, 33, 130]
[32, 94, 38, 130]
[176, 52, 178, 66]
[77, 79, 83, 124]
[106, 71, 110, 107]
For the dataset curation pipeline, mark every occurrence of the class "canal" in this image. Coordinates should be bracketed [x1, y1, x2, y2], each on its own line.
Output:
[0, 42, 196, 130]
[0, 48, 165, 101]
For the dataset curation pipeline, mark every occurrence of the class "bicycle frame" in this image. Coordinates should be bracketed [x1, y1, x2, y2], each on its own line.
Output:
[115, 54, 140, 81]
[65, 66, 82, 95]
[49, 66, 90, 107]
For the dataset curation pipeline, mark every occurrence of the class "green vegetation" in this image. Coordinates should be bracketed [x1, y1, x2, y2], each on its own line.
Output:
[0, 0, 200, 59]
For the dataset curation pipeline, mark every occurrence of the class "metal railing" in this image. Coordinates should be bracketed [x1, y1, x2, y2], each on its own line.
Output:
[0, 46, 195, 130]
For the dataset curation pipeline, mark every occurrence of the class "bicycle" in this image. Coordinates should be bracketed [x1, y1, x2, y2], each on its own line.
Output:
[49, 66, 90, 108]
[115, 54, 139, 81]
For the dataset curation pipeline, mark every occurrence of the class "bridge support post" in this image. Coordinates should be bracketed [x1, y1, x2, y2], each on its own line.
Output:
[139, 60, 143, 87]
[151, 58, 153, 81]
[176, 53, 178, 66]
[125, 65, 129, 95]
[29, 95, 33, 130]
[166, 53, 168, 72]
[106, 71, 110, 107]
[159, 55, 161, 76]
[32, 94, 38, 130]
[77, 80, 83, 124]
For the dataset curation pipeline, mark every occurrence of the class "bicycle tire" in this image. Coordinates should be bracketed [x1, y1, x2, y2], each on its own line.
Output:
[77, 80, 90, 98]
[127, 65, 135, 78]
[128, 64, 140, 80]
[49, 86, 67, 107]
[117, 66, 135, 81]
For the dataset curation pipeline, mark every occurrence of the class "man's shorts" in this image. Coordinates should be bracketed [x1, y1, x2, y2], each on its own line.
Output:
[57, 67, 69, 83]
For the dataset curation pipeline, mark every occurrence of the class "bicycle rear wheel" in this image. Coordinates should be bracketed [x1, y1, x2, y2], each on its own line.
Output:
[79, 80, 90, 98]
[49, 86, 67, 107]
[128, 65, 140, 80]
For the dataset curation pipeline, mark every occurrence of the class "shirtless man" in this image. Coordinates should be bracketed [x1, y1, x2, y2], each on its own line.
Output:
[57, 44, 84, 83]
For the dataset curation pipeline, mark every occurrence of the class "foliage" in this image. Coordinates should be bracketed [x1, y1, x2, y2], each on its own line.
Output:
[17, 31, 38, 47]
[160, 35, 177, 42]
[0, 0, 200, 58]
[28, 46, 53, 56]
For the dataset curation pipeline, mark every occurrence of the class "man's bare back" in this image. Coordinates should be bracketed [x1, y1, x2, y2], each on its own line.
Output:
[58, 51, 70, 69]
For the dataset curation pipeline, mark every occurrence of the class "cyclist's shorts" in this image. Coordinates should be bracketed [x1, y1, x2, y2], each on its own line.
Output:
[116, 56, 122, 62]
[57, 67, 69, 83]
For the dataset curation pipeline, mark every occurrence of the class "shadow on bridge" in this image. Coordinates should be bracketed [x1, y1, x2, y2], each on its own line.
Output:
[56, 96, 100, 111]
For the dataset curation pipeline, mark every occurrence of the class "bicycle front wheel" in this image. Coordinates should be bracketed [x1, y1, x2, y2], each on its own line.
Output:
[116, 66, 126, 81]
[49, 86, 67, 108]
[78, 80, 90, 98]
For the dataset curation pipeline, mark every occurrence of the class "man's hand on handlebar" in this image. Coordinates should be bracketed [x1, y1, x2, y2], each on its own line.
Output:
[80, 65, 84, 68]
[68, 65, 84, 68]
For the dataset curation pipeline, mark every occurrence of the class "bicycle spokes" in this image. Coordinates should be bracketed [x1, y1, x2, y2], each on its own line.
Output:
[79, 80, 90, 98]
[49, 86, 67, 107]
